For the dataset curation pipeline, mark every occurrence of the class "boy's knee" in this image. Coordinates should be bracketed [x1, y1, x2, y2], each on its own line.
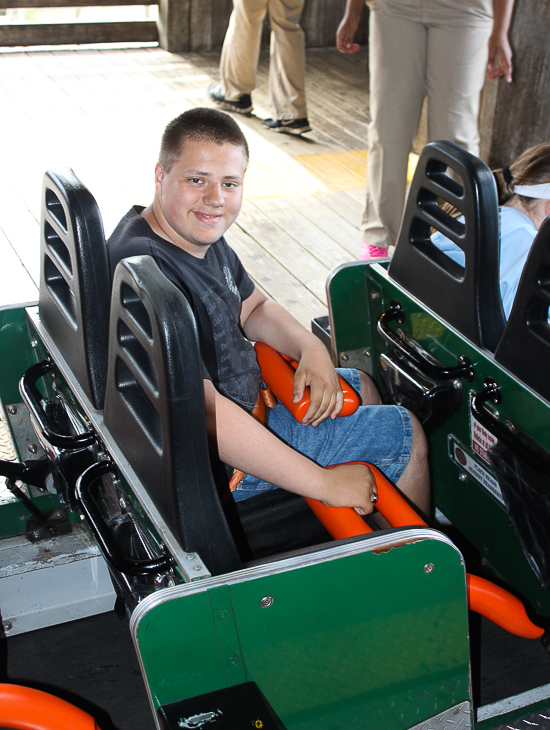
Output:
[359, 371, 383, 405]
[409, 411, 428, 457]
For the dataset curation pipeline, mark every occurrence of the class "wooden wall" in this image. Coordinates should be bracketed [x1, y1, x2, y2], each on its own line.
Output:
[488, 0, 550, 167]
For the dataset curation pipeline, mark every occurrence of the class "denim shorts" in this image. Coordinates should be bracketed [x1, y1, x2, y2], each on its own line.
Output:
[233, 368, 413, 502]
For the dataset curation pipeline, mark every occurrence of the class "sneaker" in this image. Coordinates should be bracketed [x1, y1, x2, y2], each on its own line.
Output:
[360, 242, 389, 260]
[262, 117, 311, 135]
[207, 83, 253, 115]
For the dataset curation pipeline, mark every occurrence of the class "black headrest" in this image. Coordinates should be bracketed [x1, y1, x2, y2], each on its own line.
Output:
[494, 216, 550, 401]
[103, 255, 242, 576]
[388, 141, 505, 351]
[39, 169, 110, 410]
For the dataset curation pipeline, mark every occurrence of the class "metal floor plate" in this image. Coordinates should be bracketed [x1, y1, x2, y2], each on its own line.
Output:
[489, 706, 550, 729]
[409, 702, 471, 729]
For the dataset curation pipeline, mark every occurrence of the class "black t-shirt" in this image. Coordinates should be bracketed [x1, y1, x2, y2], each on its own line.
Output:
[108, 206, 261, 412]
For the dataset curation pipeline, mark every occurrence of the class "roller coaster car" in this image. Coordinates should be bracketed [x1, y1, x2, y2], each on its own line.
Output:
[0, 159, 545, 730]
[322, 140, 550, 629]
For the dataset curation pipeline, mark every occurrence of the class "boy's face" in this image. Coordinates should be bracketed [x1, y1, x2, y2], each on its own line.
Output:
[155, 139, 246, 257]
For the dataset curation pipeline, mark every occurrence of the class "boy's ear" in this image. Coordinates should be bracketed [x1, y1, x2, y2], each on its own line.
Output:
[155, 163, 164, 190]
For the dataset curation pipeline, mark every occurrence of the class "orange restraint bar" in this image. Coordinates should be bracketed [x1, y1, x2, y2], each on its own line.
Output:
[256, 342, 543, 639]
[0, 684, 101, 730]
[255, 341, 360, 421]
[306, 463, 543, 640]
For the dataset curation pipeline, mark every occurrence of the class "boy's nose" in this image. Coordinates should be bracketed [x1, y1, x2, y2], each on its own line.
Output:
[204, 184, 224, 206]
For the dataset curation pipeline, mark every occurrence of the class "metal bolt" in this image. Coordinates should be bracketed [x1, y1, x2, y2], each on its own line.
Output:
[364, 349, 371, 358]
[340, 353, 349, 362]
[193, 565, 202, 572]
[28, 443, 38, 454]
[185, 553, 195, 561]
[217, 610, 229, 620]
[423, 563, 435, 574]
[260, 595, 274, 608]
[2, 621, 13, 633]
[370, 291, 380, 300]
[30, 338, 38, 348]
[458, 472, 467, 483]
[226, 656, 239, 667]
[7, 405, 17, 415]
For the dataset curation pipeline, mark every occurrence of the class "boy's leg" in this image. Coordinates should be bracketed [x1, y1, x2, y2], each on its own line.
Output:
[234, 369, 430, 517]
[359, 370, 382, 405]
[393, 411, 430, 518]
[356, 372, 429, 515]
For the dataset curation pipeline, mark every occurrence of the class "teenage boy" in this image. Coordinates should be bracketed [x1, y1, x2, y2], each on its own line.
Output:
[108, 108, 429, 518]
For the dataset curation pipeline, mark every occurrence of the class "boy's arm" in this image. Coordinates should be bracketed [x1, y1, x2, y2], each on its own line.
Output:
[204, 379, 377, 514]
[240, 287, 344, 426]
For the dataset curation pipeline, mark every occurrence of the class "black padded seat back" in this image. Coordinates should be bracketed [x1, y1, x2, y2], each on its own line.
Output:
[388, 141, 505, 351]
[39, 168, 111, 410]
[103, 255, 242, 576]
[494, 216, 550, 401]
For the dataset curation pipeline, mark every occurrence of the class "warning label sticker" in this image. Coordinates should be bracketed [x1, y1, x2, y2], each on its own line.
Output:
[449, 437, 503, 505]
[470, 414, 498, 464]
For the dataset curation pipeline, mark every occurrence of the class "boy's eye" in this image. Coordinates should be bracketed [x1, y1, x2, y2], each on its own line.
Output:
[188, 177, 203, 184]
[223, 181, 238, 188]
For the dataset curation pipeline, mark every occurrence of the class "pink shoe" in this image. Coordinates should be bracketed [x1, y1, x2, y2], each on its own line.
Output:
[360, 242, 389, 260]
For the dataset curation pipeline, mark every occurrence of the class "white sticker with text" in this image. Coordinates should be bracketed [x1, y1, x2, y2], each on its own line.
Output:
[450, 438, 503, 505]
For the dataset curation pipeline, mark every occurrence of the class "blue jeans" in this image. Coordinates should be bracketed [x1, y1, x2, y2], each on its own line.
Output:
[232, 368, 413, 501]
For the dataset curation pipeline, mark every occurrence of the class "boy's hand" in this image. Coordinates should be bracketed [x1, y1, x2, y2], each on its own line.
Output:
[293, 347, 344, 426]
[319, 463, 378, 515]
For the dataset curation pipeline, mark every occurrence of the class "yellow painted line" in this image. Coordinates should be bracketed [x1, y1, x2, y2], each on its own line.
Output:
[294, 151, 365, 190]
[293, 150, 419, 192]
[244, 132, 419, 201]
[298, 149, 368, 179]
[407, 153, 419, 185]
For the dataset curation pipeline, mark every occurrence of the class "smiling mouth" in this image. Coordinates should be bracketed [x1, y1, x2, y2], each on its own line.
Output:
[194, 211, 222, 223]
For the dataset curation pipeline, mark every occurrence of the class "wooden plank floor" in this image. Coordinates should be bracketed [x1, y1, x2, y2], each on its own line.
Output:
[0, 43, 371, 328]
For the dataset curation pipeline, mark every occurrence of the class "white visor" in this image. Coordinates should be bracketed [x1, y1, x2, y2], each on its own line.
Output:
[513, 183, 550, 199]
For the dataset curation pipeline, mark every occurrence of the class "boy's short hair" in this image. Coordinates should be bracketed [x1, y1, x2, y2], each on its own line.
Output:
[159, 107, 249, 172]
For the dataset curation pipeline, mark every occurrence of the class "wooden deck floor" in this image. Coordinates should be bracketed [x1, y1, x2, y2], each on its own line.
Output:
[0, 43, 372, 328]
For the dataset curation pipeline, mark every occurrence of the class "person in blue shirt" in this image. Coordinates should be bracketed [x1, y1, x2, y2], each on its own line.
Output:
[432, 142, 550, 318]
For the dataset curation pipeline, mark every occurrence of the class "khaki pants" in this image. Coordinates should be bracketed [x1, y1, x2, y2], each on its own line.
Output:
[364, 5, 492, 247]
[220, 0, 307, 120]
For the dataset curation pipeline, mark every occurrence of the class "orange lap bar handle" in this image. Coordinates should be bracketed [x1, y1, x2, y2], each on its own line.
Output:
[0, 683, 101, 730]
[305, 462, 544, 640]
[255, 342, 360, 422]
